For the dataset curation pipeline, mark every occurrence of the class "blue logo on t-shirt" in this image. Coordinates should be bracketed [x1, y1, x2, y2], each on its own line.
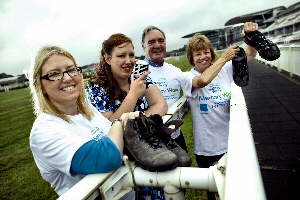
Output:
[200, 104, 208, 111]
[200, 104, 209, 114]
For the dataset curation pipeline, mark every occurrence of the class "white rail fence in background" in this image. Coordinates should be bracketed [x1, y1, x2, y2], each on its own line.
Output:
[255, 44, 300, 78]
[58, 83, 266, 200]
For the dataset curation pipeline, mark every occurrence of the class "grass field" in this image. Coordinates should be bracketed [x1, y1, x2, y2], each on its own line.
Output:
[0, 88, 59, 200]
[0, 55, 221, 200]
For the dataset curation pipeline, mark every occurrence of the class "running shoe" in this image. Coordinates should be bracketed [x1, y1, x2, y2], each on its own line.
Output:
[244, 31, 280, 61]
[232, 47, 249, 87]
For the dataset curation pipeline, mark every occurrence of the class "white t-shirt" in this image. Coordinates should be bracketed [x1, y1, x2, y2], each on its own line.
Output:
[186, 61, 233, 156]
[147, 61, 193, 138]
[30, 105, 113, 196]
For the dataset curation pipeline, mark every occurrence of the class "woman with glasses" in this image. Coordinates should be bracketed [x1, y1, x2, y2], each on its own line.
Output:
[27, 45, 137, 199]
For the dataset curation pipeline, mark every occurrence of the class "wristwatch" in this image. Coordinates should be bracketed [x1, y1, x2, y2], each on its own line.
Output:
[111, 118, 124, 127]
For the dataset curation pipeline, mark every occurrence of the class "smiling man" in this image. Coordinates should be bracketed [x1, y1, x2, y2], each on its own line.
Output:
[141, 25, 239, 154]
[142, 23, 258, 200]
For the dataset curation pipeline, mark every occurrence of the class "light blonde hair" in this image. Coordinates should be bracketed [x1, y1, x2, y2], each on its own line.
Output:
[186, 33, 217, 66]
[27, 45, 93, 122]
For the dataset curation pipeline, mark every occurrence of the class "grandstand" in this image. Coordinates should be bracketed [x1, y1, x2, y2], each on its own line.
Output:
[182, 1, 300, 49]
[262, 2, 300, 44]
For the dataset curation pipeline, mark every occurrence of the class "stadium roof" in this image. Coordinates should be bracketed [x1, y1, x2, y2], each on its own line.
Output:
[182, 29, 222, 39]
[277, 2, 300, 18]
[181, 23, 244, 39]
[224, 6, 285, 26]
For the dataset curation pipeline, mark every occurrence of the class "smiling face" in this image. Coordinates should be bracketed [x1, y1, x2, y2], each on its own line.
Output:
[193, 49, 213, 73]
[142, 29, 166, 66]
[41, 54, 82, 111]
[106, 42, 135, 81]
[186, 34, 216, 73]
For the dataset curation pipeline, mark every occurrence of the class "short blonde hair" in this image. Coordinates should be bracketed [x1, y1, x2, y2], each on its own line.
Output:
[27, 45, 93, 122]
[186, 33, 216, 66]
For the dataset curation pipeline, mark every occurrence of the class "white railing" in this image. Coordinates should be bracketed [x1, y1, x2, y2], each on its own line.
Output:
[255, 44, 300, 78]
[225, 84, 266, 199]
[58, 83, 266, 200]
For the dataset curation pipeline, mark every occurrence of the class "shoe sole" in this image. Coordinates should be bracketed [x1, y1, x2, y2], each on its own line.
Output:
[232, 47, 249, 87]
[124, 145, 179, 172]
[178, 158, 192, 167]
[244, 31, 280, 61]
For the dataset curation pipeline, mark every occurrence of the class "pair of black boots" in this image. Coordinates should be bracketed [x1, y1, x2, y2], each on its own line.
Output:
[124, 112, 192, 172]
[233, 31, 280, 87]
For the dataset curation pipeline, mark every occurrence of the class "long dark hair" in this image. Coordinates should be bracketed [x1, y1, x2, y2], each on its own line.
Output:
[90, 33, 133, 108]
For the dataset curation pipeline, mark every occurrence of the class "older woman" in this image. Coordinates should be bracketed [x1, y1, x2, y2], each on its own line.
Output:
[185, 22, 258, 200]
[27, 45, 137, 199]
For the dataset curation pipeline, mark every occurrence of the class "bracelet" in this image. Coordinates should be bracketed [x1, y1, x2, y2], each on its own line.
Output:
[111, 118, 124, 127]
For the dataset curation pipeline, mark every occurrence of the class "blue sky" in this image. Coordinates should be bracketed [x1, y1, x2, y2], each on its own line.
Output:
[0, 0, 298, 76]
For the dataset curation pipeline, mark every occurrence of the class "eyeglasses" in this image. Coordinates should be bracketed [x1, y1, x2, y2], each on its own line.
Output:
[41, 67, 82, 81]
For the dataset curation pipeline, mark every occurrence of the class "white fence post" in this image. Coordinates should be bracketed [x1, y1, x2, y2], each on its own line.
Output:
[254, 44, 300, 78]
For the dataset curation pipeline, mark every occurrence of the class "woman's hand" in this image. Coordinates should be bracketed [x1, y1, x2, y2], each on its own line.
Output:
[127, 71, 150, 99]
[221, 45, 240, 62]
[242, 22, 258, 61]
[242, 22, 258, 36]
[120, 111, 140, 129]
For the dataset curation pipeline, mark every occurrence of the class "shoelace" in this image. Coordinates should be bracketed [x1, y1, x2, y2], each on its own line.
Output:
[157, 130, 178, 150]
[148, 114, 180, 150]
[133, 119, 162, 149]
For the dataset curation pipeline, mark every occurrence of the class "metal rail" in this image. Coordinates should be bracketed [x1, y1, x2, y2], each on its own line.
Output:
[58, 83, 266, 200]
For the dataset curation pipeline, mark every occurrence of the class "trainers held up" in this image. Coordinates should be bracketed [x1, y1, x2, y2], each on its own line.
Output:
[244, 30, 280, 61]
[232, 47, 249, 87]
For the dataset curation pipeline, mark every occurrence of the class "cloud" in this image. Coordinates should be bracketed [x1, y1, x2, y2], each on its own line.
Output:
[0, 0, 298, 76]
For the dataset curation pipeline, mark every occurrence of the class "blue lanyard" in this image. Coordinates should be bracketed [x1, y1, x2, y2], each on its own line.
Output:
[144, 57, 161, 68]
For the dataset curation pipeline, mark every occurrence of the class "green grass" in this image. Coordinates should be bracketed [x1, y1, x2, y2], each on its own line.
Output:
[0, 55, 223, 199]
[0, 88, 59, 200]
[166, 56, 193, 72]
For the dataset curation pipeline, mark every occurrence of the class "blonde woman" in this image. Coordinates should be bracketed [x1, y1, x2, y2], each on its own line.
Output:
[27, 45, 137, 199]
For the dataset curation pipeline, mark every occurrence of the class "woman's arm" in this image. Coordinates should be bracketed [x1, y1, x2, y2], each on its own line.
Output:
[144, 84, 168, 117]
[104, 73, 149, 121]
[70, 137, 122, 174]
[86, 80, 141, 121]
[192, 46, 240, 88]
[242, 22, 258, 62]
[104, 93, 139, 121]
[70, 112, 139, 175]
[246, 45, 258, 62]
